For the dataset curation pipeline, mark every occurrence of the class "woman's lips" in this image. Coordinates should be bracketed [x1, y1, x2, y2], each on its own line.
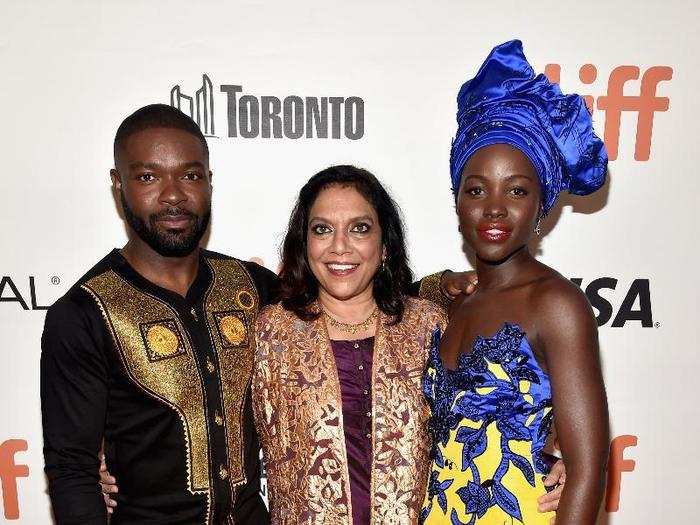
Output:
[476, 227, 512, 243]
[325, 262, 359, 277]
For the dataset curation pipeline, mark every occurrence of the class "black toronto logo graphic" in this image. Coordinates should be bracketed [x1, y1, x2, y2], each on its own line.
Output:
[170, 74, 364, 140]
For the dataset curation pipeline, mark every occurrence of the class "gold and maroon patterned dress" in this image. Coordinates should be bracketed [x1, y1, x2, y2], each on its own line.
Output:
[252, 297, 447, 524]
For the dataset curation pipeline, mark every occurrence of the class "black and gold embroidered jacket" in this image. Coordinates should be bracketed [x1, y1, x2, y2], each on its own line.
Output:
[41, 249, 277, 525]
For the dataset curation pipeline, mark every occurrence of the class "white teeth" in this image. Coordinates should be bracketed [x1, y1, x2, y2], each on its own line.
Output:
[486, 229, 505, 234]
[328, 264, 356, 271]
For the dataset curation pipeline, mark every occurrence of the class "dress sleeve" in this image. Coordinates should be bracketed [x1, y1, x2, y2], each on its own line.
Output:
[251, 308, 276, 459]
[40, 295, 109, 524]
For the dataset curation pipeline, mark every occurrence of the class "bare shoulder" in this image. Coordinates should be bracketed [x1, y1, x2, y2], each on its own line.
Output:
[529, 268, 596, 327]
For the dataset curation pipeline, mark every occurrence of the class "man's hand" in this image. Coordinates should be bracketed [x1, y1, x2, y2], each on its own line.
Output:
[99, 454, 118, 514]
[538, 458, 566, 524]
[440, 270, 478, 298]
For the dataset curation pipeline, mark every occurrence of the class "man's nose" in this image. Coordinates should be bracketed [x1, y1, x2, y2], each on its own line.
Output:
[160, 176, 187, 206]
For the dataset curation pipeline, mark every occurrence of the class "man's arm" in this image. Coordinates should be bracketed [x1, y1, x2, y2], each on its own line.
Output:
[41, 296, 109, 524]
[243, 260, 280, 307]
[232, 391, 270, 523]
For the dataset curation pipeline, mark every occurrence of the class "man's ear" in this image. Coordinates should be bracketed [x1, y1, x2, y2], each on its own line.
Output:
[208, 170, 213, 188]
[110, 168, 122, 191]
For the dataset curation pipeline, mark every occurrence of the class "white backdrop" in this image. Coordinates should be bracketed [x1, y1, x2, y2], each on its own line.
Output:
[1, 0, 696, 522]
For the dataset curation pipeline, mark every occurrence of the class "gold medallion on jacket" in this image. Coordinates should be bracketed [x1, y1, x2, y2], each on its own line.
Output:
[142, 321, 185, 360]
[214, 311, 249, 348]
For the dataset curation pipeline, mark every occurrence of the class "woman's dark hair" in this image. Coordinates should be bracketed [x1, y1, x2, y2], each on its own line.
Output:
[279, 165, 413, 324]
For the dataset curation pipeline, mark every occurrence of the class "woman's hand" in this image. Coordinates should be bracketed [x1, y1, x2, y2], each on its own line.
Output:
[99, 454, 118, 513]
[538, 458, 566, 522]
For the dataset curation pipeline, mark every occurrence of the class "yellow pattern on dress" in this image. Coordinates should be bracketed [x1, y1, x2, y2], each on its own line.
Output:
[421, 323, 555, 525]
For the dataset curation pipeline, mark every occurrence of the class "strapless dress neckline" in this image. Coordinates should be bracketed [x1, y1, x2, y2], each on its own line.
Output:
[421, 322, 555, 525]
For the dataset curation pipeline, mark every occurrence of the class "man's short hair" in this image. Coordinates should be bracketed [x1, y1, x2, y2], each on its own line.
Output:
[113, 103, 209, 163]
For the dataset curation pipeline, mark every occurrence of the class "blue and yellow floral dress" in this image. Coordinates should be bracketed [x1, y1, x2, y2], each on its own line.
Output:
[421, 323, 555, 525]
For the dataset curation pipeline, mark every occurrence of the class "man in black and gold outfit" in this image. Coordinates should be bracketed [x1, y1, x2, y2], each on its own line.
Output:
[41, 104, 275, 524]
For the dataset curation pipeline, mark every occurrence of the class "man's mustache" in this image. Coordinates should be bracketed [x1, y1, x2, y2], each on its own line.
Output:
[150, 208, 198, 221]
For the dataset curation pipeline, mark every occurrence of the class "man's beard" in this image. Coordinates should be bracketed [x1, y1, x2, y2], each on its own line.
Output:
[120, 191, 211, 257]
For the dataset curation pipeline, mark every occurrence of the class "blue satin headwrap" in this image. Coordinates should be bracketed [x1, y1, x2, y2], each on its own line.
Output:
[450, 40, 607, 214]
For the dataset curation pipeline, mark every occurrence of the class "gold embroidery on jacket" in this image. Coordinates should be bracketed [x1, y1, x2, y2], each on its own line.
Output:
[253, 304, 351, 524]
[369, 300, 446, 524]
[141, 320, 186, 360]
[252, 298, 447, 525]
[203, 258, 259, 487]
[215, 311, 249, 348]
[82, 270, 210, 494]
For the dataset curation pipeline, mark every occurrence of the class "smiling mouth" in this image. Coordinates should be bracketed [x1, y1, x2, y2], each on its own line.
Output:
[477, 228, 512, 242]
[325, 262, 359, 276]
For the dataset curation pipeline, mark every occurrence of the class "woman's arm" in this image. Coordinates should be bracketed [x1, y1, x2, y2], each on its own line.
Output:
[535, 280, 609, 524]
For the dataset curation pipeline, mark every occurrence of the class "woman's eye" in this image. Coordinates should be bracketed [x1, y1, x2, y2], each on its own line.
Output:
[311, 224, 331, 235]
[466, 187, 484, 196]
[351, 223, 370, 233]
[510, 187, 528, 197]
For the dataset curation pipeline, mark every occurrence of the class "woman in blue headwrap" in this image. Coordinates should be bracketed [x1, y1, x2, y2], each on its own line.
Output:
[421, 41, 609, 525]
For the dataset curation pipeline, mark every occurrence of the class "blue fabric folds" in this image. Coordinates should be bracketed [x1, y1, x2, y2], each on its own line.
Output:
[450, 40, 608, 214]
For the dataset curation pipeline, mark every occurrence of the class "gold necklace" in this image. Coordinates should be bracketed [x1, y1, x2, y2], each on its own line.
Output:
[323, 306, 379, 334]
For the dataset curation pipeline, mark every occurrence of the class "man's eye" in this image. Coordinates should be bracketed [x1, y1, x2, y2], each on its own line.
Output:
[138, 173, 156, 183]
[351, 223, 370, 233]
[183, 172, 203, 181]
[311, 224, 331, 234]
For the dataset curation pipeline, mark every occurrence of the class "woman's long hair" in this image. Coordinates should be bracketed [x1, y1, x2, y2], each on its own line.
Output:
[279, 165, 413, 324]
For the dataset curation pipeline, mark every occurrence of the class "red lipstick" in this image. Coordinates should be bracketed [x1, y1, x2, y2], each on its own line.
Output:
[476, 224, 512, 243]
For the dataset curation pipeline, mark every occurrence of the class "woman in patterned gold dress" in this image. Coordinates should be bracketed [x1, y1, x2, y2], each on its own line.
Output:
[252, 165, 447, 524]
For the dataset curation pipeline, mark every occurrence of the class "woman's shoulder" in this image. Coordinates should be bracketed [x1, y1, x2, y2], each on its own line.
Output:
[256, 302, 286, 324]
[256, 302, 308, 333]
[403, 296, 448, 328]
[529, 268, 595, 326]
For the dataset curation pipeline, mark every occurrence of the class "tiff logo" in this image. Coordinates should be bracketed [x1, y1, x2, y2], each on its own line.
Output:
[606, 435, 637, 513]
[545, 63, 673, 161]
[0, 439, 29, 520]
[171, 74, 216, 137]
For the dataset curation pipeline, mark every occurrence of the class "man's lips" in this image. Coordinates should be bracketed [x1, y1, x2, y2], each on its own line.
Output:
[324, 262, 360, 277]
[476, 225, 512, 243]
[156, 215, 194, 228]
